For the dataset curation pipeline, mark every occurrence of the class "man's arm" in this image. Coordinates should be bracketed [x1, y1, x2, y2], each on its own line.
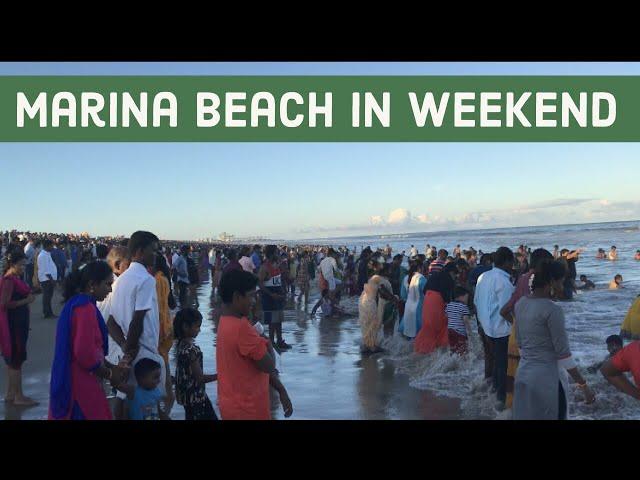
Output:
[600, 360, 640, 400]
[252, 347, 276, 374]
[124, 310, 147, 357]
[107, 315, 127, 349]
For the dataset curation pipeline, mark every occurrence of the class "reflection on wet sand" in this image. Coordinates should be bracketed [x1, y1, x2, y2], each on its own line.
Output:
[0, 264, 463, 420]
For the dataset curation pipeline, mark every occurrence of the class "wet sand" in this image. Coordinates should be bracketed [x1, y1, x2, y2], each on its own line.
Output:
[0, 270, 463, 420]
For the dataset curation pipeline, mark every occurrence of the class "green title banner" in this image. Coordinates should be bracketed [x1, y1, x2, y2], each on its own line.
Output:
[0, 76, 637, 141]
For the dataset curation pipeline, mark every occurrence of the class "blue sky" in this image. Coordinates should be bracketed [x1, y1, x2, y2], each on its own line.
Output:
[2, 62, 640, 240]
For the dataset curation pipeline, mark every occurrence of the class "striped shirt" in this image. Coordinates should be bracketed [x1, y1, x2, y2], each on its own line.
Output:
[428, 259, 446, 274]
[446, 301, 471, 336]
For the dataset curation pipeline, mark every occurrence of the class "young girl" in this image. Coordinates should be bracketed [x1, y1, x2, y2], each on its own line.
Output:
[173, 308, 218, 420]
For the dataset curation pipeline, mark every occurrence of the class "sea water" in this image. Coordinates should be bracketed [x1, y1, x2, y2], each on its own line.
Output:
[303, 220, 640, 419]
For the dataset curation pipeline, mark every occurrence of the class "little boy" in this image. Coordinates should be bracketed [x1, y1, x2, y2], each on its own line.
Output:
[587, 335, 623, 373]
[577, 275, 596, 290]
[117, 358, 169, 420]
[446, 286, 472, 356]
[609, 274, 624, 290]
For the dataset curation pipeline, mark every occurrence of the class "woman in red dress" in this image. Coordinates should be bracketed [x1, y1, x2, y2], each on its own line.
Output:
[415, 263, 458, 355]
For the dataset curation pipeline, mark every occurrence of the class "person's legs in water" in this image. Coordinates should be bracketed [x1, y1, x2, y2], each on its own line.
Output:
[274, 311, 291, 349]
[492, 336, 509, 407]
[478, 323, 494, 382]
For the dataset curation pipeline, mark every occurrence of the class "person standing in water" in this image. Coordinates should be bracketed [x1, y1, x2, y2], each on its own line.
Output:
[359, 265, 397, 354]
[258, 245, 290, 351]
[296, 250, 311, 306]
[500, 248, 553, 409]
[513, 259, 595, 420]
[415, 263, 458, 355]
[0, 249, 38, 406]
[609, 246, 618, 261]
[398, 257, 427, 339]
[217, 269, 292, 420]
[474, 247, 515, 410]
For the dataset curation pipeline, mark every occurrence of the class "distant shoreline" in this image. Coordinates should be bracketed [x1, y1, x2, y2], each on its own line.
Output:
[293, 218, 640, 244]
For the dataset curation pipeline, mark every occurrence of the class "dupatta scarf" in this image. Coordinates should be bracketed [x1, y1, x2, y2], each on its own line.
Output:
[49, 294, 108, 420]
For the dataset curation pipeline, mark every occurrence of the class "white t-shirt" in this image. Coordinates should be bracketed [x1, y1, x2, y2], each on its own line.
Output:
[239, 256, 256, 272]
[37, 250, 59, 282]
[97, 273, 124, 364]
[320, 257, 338, 290]
[410, 247, 418, 257]
[108, 262, 159, 355]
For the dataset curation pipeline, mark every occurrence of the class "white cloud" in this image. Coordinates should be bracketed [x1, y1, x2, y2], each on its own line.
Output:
[293, 198, 640, 238]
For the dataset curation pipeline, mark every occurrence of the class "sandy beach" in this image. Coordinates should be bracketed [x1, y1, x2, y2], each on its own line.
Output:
[0, 270, 464, 420]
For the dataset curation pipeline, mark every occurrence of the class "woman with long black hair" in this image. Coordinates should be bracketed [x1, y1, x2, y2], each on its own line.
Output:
[513, 259, 595, 420]
[49, 261, 128, 420]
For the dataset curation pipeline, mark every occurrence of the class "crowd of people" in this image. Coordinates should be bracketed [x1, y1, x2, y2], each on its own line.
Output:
[1, 228, 640, 420]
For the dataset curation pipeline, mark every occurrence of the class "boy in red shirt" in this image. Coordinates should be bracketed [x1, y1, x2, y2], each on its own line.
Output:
[216, 269, 293, 420]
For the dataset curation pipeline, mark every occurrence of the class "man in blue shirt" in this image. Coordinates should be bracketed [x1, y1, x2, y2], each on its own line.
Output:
[251, 245, 262, 272]
[474, 247, 515, 410]
[173, 245, 191, 307]
[468, 253, 493, 288]
[51, 242, 67, 283]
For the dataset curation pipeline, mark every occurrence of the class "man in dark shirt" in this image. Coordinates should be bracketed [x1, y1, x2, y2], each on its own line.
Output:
[357, 248, 372, 294]
[468, 253, 493, 288]
[389, 254, 406, 296]
[559, 248, 583, 299]
[222, 249, 243, 275]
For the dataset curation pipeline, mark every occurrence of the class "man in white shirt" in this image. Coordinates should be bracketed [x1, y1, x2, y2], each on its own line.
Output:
[474, 246, 515, 409]
[320, 248, 342, 295]
[106, 231, 171, 411]
[410, 245, 418, 258]
[23, 238, 36, 288]
[37, 239, 59, 318]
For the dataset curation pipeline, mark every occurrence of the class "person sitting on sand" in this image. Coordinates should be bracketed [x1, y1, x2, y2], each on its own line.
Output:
[577, 275, 596, 290]
[609, 275, 624, 290]
[587, 335, 623, 374]
[635, 250, 640, 261]
[609, 246, 618, 261]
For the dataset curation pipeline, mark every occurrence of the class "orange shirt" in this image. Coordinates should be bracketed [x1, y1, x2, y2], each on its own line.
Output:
[611, 341, 640, 387]
[216, 315, 270, 420]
